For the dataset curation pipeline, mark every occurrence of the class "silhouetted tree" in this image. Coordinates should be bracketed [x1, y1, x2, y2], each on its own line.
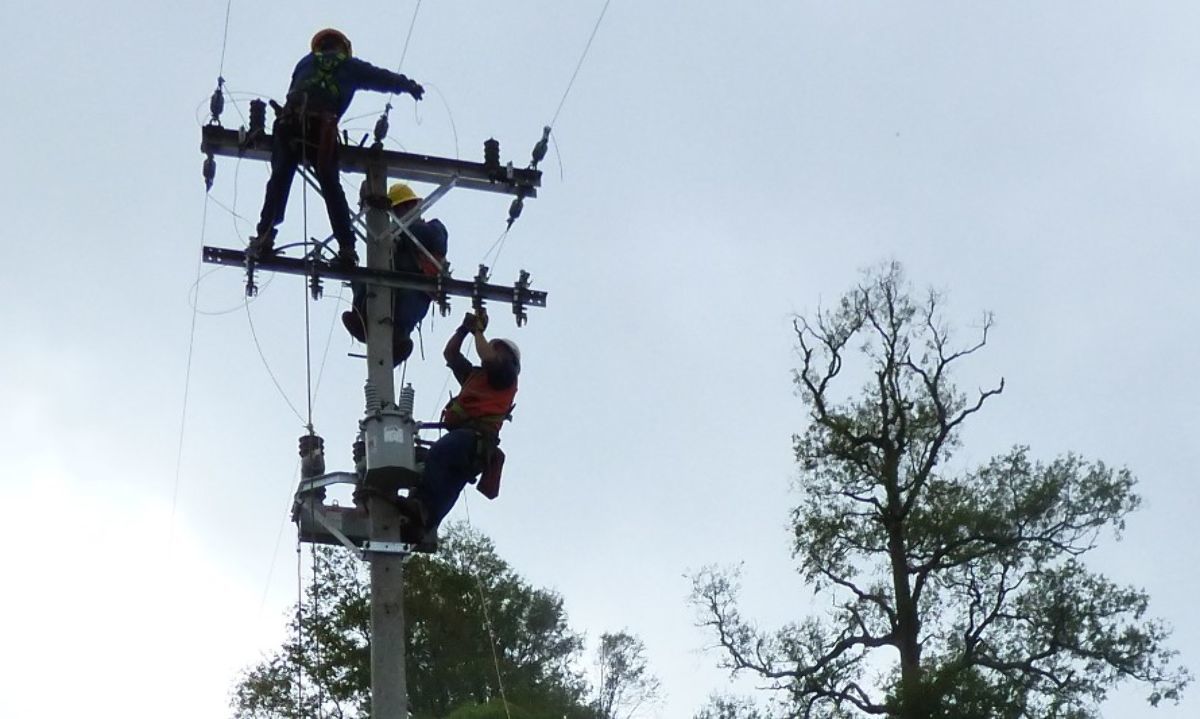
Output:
[691, 262, 1190, 718]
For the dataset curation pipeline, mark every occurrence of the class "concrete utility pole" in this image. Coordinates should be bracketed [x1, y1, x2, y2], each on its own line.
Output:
[363, 154, 408, 719]
[201, 115, 548, 719]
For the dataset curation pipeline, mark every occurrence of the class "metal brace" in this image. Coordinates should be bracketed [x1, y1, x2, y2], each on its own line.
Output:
[361, 541, 412, 557]
[513, 270, 531, 326]
[305, 501, 362, 555]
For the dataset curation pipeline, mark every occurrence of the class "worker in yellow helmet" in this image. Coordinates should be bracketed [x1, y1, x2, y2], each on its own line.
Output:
[342, 182, 449, 365]
[249, 29, 425, 268]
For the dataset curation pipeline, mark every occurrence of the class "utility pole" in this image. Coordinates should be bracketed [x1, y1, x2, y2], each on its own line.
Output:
[202, 110, 548, 719]
[363, 152, 407, 719]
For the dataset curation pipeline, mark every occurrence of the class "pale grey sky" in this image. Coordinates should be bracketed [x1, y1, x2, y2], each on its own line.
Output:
[2, 2, 1198, 717]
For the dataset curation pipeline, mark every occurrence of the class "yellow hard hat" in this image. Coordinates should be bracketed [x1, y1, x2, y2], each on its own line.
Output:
[388, 182, 421, 207]
[311, 28, 352, 57]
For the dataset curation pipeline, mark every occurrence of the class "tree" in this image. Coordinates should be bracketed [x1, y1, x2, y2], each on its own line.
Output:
[233, 523, 596, 719]
[593, 631, 662, 719]
[690, 262, 1190, 718]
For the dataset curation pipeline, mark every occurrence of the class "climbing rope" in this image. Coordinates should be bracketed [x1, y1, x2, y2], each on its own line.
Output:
[462, 495, 513, 719]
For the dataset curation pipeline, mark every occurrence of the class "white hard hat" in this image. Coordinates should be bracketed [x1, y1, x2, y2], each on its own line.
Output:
[493, 338, 521, 370]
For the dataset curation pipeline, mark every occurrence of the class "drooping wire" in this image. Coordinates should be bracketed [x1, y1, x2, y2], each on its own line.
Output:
[245, 297, 307, 425]
[168, 194, 211, 553]
[547, 0, 613, 129]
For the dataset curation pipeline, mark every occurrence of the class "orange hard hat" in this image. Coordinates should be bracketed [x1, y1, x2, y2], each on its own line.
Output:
[311, 28, 352, 56]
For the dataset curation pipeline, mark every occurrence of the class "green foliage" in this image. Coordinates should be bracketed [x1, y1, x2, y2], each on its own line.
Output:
[690, 262, 1190, 719]
[232, 523, 596, 719]
[594, 631, 662, 719]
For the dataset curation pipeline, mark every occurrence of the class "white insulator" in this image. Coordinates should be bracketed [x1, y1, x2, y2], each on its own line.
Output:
[364, 380, 380, 413]
[398, 383, 415, 417]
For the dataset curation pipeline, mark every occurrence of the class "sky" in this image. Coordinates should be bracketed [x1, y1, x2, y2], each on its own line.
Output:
[2, 1, 1199, 717]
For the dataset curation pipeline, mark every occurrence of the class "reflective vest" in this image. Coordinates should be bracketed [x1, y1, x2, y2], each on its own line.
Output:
[442, 370, 517, 435]
[295, 52, 347, 104]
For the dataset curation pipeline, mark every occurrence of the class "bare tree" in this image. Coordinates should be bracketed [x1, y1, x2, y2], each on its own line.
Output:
[691, 262, 1190, 719]
[594, 631, 662, 719]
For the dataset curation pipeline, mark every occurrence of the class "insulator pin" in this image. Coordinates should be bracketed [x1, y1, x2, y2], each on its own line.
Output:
[398, 384, 415, 418]
[202, 153, 216, 192]
[484, 138, 501, 174]
[506, 195, 524, 229]
[374, 105, 391, 145]
[248, 98, 266, 135]
[530, 126, 550, 169]
[299, 433, 326, 479]
[208, 77, 225, 126]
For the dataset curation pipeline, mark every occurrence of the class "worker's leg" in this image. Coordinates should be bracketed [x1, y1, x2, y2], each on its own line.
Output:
[413, 429, 478, 528]
[312, 119, 357, 264]
[390, 290, 432, 364]
[255, 117, 301, 241]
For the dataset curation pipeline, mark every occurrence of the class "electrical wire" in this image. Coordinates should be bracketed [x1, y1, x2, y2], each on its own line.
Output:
[395, 0, 423, 76]
[245, 296, 307, 426]
[217, 0, 234, 78]
[548, 0, 613, 129]
[168, 195, 211, 554]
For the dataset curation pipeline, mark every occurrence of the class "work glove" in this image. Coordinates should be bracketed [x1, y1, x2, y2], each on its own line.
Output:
[461, 309, 488, 333]
[407, 80, 425, 101]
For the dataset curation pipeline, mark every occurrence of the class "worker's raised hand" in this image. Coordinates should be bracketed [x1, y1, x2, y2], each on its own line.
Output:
[461, 309, 488, 333]
[407, 81, 425, 101]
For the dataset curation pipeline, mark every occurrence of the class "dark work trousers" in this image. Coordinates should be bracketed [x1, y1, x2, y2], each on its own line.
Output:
[256, 111, 356, 254]
[412, 428, 480, 528]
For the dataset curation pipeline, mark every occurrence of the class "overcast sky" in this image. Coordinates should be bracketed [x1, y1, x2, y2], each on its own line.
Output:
[3, 1, 1198, 717]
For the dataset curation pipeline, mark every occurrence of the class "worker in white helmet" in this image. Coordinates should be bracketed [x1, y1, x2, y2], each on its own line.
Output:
[398, 309, 520, 545]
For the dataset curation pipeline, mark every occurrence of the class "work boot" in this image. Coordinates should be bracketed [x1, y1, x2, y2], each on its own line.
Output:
[335, 246, 359, 269]
[342, 310, 366, 342]
[392, 336, 414, 367]
[247, 228, 278, 259]
[395, 495, 429, 543]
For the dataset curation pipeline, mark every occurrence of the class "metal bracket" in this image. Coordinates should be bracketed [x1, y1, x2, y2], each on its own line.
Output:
[361, 541, 412, 557]
[296, 471, 359, 495]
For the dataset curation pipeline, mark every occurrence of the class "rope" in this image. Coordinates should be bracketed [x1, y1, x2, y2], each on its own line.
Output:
[462, 495, 513, 719]
[295, 531, 305, 713]
[548, 0, 612, 129]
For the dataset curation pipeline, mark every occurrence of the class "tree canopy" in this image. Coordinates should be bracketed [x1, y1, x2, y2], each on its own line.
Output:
[232, 524, 595, 719]
[691, 262, 1190, 719]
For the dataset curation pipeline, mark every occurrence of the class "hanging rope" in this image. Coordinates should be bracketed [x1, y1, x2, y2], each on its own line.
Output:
[462, 496, 513, 719]
[295, 531, 305, 712]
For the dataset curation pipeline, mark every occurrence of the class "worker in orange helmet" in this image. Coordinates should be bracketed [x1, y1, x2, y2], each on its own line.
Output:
[341, 182, 449, 366]
[250, 29, 425, 268]
[397, 309, 520, 545]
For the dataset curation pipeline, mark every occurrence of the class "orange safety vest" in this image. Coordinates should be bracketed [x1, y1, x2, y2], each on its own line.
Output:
[441, 370, 517, 435]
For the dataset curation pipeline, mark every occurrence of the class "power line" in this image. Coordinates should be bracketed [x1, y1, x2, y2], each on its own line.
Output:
[217, 0, 234, 78]
[168, 195, 211, 553]
[548, 0, 613, 129]
[396, 0, 424, 76]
